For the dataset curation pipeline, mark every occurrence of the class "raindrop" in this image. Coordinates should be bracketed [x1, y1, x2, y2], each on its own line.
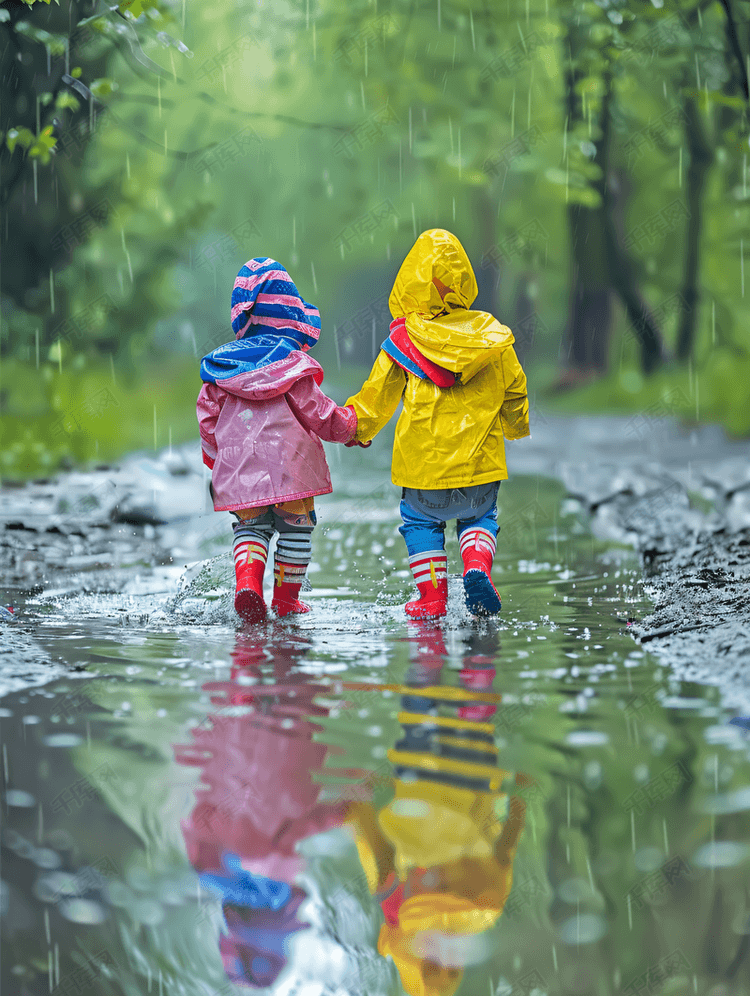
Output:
[33, 848, 62, 870]
[565, 730, 609, 747]
[59, 898, 108, 924]
[557, 913, 607, 945]
[704, 724, 743, 745]
[390, 798, 430, 818]
[121, 228, 133, 283]
[34, 872, 78, 902]
[583, 760, 602, 789]
[6, 790, 36, 808]
[42, 734, 83, 748]
[741, 238, 745, 298]
[692, 841, 750, 868]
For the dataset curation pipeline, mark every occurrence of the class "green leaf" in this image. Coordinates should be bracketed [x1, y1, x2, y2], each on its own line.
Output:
[28, 129, 57, 164]
[89, 78, 119, 99]
[6, 127, 35, 153]
[55, 91, 81, 112]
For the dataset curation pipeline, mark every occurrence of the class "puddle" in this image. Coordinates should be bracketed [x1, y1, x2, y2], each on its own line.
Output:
[2, 471, 750, 995]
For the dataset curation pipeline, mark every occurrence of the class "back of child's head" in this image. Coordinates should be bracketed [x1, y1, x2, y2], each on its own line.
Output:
[389, 230, 478, 320]
[231, 258, 321, 351]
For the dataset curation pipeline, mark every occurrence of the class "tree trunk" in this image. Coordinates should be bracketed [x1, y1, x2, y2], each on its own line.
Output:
[600, 101, 669, 372]
[471, 184, 501, 318]
[567, 205, 613, 373]
[676, 96, 713, 361]
[561, 33, 614, 380]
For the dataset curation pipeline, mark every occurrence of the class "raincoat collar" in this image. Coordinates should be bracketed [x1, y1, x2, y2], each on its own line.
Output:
[381, 317, 456, 387]
[200, 335, 303, 384]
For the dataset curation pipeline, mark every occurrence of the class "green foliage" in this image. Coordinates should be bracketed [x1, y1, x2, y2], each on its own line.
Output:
[2, 0, 750, 481]
[4, 123, 58, 163]
[13, 19, 67, 54]
[0, 354, 201, 480]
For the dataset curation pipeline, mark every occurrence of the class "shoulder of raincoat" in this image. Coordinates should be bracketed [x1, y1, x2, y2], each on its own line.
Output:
[345, 229, 530, 490]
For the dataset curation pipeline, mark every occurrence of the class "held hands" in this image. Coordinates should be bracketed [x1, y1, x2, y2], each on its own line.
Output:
[343, 403, 371, 447]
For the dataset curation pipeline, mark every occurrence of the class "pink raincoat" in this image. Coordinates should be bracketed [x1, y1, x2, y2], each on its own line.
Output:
[197, 352, 357, 512]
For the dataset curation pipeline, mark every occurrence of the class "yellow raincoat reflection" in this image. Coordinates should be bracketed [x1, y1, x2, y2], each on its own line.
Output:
[343, 625, 529, 996]
[346, 229, 530, 489]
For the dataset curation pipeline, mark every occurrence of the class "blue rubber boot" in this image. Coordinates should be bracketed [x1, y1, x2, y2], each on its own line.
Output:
[463, 570, 502, 616]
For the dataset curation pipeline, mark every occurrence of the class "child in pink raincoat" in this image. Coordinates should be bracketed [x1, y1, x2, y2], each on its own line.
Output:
[196, 258, 360, 622]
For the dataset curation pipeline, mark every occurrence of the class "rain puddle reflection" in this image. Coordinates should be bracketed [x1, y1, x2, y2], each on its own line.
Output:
[2, 476, 750, 995]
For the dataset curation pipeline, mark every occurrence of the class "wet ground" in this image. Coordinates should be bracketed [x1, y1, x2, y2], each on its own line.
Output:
[2, 415, 750, 996]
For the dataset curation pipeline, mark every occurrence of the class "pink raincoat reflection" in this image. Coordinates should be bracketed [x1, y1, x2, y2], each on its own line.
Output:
[174, 632, 348, 989]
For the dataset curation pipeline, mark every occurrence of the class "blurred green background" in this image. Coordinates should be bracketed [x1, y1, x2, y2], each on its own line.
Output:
[1, 0, 749, 478]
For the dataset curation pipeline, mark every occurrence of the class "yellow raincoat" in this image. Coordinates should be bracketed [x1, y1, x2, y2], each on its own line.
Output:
[344, 672, 528, 996]
[346, 777, 527, 996]
[346, 229, 530, 490]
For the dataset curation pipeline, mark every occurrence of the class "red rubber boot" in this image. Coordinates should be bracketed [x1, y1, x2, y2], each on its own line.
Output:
[458, 666, 498, 721]
[233, 550, 267, 623]
[459, 526, 501, 616]
[405, 551, 448, 619]
[271, 560, 310, 617]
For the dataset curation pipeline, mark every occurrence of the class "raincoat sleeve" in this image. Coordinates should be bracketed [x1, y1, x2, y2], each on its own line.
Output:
[286, 376, 358, 443]
[344, 351, 407, 443]
[196, 383, 224, 470]
[498, 347, 530, 440]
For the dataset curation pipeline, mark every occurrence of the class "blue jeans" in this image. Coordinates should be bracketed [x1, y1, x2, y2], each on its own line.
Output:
[399, 483, 500, 558]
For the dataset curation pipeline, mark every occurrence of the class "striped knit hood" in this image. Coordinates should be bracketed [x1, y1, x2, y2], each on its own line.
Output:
[201, 258, 321, 384]
[231, 257, 321, 346]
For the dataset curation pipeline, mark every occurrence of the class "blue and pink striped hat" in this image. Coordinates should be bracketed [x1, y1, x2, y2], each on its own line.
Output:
[231, 258, 321, 348]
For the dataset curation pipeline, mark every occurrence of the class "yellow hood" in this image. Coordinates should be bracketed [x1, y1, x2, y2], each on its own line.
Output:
[389, 229, 515, 383]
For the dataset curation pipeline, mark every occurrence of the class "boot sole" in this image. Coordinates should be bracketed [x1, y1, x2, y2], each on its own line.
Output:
[405, 601, 447, 619]
[235, 588, 266, 624]
[463, 570, 502, 616]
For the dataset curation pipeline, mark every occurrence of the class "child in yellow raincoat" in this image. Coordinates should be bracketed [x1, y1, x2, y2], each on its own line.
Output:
[345, 229, 530, 618]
